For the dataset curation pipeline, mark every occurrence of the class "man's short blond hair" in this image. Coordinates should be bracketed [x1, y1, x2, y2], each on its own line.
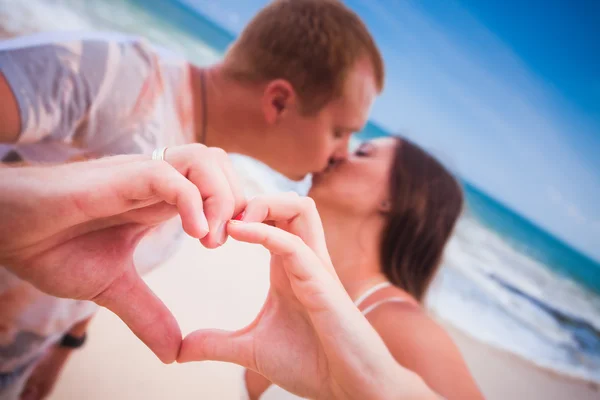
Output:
[223, 0, 384, 114]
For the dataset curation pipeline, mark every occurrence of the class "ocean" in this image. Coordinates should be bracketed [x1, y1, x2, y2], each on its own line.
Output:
[1, 0, 599, 384]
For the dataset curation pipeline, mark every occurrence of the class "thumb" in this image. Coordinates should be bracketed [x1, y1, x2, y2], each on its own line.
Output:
[93, 267, 182, 364]
[178, 328, 254, 368]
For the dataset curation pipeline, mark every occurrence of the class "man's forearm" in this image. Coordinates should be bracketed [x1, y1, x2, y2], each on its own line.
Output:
[66, 316, 93, 338]
[0, 166, 74, 265]
[0, 71, 22, 144]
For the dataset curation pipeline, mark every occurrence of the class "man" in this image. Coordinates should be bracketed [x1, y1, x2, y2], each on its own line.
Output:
[0, 0, 384, 397]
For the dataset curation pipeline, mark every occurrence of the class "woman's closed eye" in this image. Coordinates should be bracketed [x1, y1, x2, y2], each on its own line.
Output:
[355, 143, 375, 157]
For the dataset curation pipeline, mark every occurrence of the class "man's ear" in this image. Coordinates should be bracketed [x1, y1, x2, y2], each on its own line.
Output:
[263, 79, 296, 124]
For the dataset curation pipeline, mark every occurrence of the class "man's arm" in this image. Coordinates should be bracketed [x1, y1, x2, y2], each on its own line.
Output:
[0, 71, 21, 143]
[0, 33, 150, 148]
[0, 38, 98, 146]
[20, 317, 93, 400]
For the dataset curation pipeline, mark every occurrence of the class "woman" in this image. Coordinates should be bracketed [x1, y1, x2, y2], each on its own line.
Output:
[240, 136, 483, 399]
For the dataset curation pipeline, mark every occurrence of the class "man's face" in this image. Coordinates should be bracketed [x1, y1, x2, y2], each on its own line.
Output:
[268, 59, 379, 181]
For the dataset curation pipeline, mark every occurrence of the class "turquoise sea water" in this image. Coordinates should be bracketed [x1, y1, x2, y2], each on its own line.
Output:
[464, 183, 600, 294]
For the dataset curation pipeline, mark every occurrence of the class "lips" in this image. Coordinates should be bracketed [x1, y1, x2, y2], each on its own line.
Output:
[312, 169, 331, 185]
[313, 159, 339, 184]
[312, 173, 323, 185]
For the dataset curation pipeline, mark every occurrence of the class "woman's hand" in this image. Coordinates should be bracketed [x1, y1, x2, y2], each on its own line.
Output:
[178, 193, 436, 399]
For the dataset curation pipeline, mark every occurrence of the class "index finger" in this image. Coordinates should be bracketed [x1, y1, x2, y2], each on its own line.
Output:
[239, 193, 331, 267]
[167, 145, 239, 248]
[76, 160, 209, 239]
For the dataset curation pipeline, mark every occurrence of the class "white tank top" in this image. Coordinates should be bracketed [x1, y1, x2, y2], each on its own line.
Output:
[240, 282, 407, 400]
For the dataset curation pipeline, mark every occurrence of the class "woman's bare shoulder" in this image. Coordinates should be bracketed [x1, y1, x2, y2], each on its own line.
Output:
[366, 300, 484, 399]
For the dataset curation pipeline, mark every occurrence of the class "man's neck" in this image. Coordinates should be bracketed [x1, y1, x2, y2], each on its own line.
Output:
[189, 65, 267, 159]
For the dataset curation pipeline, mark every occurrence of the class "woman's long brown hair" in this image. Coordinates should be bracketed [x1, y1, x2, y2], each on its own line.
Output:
[380, 137, 464, 302]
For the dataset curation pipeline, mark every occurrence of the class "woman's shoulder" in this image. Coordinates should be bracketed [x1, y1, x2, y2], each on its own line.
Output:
[357, 284, 419, 316]
[366, 297, 447, 345]
[365, 290, 483, 399]
[362, 286, 459, 362]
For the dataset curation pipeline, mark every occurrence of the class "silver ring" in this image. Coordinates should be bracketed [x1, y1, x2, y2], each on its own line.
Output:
[151, 147, 168, 161]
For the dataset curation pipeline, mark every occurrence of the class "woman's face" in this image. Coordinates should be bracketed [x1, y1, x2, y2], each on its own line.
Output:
[309, 137, 398, 216]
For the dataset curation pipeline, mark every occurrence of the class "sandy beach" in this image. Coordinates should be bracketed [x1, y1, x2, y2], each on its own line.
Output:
[443, 324, 599, 400]
[48, 235, 599, 400]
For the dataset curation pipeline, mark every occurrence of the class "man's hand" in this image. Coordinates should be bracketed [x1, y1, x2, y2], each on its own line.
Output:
[0, 144, 246, 363]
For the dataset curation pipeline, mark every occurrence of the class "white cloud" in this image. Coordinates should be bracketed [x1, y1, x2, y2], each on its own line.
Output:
[546, 185, 589, 225]
[546, 185, 563, 205]
[566, 205, 586, 225]
[227, 13, 241, 26]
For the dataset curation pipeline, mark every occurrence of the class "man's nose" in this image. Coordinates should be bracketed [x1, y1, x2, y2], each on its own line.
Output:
[331, 139, 351, 162]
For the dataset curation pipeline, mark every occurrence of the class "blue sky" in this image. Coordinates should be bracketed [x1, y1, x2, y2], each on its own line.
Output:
[182, 0, 600, 261]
